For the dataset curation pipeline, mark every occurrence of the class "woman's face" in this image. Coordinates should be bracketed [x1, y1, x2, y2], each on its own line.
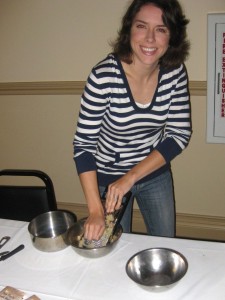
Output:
[130, 4, 170, 67]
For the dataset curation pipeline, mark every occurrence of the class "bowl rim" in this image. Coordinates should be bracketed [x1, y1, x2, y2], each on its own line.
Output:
[28, 210, 76, 237]
[126, 247, 188, 263]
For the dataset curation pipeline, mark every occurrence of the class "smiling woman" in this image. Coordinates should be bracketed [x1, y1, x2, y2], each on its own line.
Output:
[123, 4, 171, 106]
[130, 4, 170, 69]
[73, 0, 192, 242]
[112, 0, 190, 67]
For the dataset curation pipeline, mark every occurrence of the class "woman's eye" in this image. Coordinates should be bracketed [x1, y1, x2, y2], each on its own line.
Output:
[136, 24, 146, 29]
[156, 27, 168, 34]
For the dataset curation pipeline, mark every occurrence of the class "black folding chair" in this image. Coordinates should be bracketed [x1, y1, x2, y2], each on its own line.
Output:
[0, 169, 57, 222]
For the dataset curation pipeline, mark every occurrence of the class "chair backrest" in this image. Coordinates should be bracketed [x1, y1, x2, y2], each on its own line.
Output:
[0, 169, 57, 222]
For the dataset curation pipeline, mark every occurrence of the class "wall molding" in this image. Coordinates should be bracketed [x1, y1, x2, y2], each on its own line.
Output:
[0, 81, 85, 95]
[0, 80, 206, 96]
[58, 202, 225, 242]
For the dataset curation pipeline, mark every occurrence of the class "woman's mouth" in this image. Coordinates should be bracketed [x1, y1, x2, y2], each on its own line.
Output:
[141, 46, 157, 55]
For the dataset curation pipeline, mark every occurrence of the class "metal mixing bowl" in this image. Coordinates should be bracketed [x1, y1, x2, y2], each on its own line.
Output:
[28, 210, 77, 252]
[66, 218, 123, 258]
[126, 248, 188, 289]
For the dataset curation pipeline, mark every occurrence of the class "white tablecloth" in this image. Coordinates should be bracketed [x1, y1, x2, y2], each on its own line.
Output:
[0, 218, 225, 300]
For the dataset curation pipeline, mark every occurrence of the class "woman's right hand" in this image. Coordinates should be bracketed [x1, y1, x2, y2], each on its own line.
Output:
[78, 171, 106, 241]
[84, 211, 105, 241]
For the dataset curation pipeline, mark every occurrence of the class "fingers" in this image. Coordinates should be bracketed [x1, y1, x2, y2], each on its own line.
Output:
[84, 216, 105, 241]
[105, 187, 123, 213]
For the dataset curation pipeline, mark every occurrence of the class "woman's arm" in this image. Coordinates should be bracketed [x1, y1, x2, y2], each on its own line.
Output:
[74, 68, 109, 241]
[106, 149, 166, 212]
[79, 171, 105, 241]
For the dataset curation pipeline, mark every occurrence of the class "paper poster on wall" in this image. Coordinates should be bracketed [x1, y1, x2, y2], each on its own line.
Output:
[214, 24, 225, 136]
[207, 13, 225, 143]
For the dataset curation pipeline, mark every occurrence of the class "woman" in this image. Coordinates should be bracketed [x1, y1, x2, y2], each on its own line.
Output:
[73, 0, 192, 240]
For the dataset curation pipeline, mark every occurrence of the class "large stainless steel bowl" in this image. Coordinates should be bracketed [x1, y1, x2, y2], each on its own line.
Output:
[126, 248, 188, 289]
[66, 218, 123, 258]
[28, 210, 77, 252]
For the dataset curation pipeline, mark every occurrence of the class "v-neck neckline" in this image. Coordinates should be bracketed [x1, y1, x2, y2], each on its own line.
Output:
[115, 55, 162, 111]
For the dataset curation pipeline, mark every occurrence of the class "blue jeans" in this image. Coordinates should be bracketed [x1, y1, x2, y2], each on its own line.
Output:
[99, 170, 175, 237]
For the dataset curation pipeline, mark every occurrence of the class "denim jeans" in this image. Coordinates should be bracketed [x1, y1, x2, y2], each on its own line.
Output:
[99, 170, 175, 238]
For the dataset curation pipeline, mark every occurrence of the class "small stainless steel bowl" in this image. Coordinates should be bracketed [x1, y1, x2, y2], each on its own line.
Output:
[126, 248, 188, 289]
[67, 218, 122, 258]
[28, 210, 77, 252]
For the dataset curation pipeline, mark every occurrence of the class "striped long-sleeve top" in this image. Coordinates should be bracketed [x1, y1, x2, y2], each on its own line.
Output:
[73, 54, 192, 186]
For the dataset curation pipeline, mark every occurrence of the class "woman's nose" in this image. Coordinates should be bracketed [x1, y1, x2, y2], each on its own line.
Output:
[146, 29, 155, 42]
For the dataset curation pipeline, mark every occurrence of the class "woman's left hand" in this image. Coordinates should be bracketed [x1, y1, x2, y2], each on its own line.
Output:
[105, 174, 134, 213]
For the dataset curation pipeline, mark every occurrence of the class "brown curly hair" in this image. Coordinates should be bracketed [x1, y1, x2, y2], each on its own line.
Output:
[111, 0, 190, 69]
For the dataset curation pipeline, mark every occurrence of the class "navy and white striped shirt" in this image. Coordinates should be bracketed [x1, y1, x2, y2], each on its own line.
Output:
[73, 54, 192, 186]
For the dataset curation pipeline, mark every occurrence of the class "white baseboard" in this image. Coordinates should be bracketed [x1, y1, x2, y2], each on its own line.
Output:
[58, 202, 225, 242]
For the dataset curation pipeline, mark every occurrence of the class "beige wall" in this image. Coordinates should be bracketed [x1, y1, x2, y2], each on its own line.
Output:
[0, 1, 225, 219]
[0, 0, 225, 81]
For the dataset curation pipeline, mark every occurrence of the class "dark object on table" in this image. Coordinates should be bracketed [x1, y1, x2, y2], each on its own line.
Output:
[0, 244, 25, 261]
